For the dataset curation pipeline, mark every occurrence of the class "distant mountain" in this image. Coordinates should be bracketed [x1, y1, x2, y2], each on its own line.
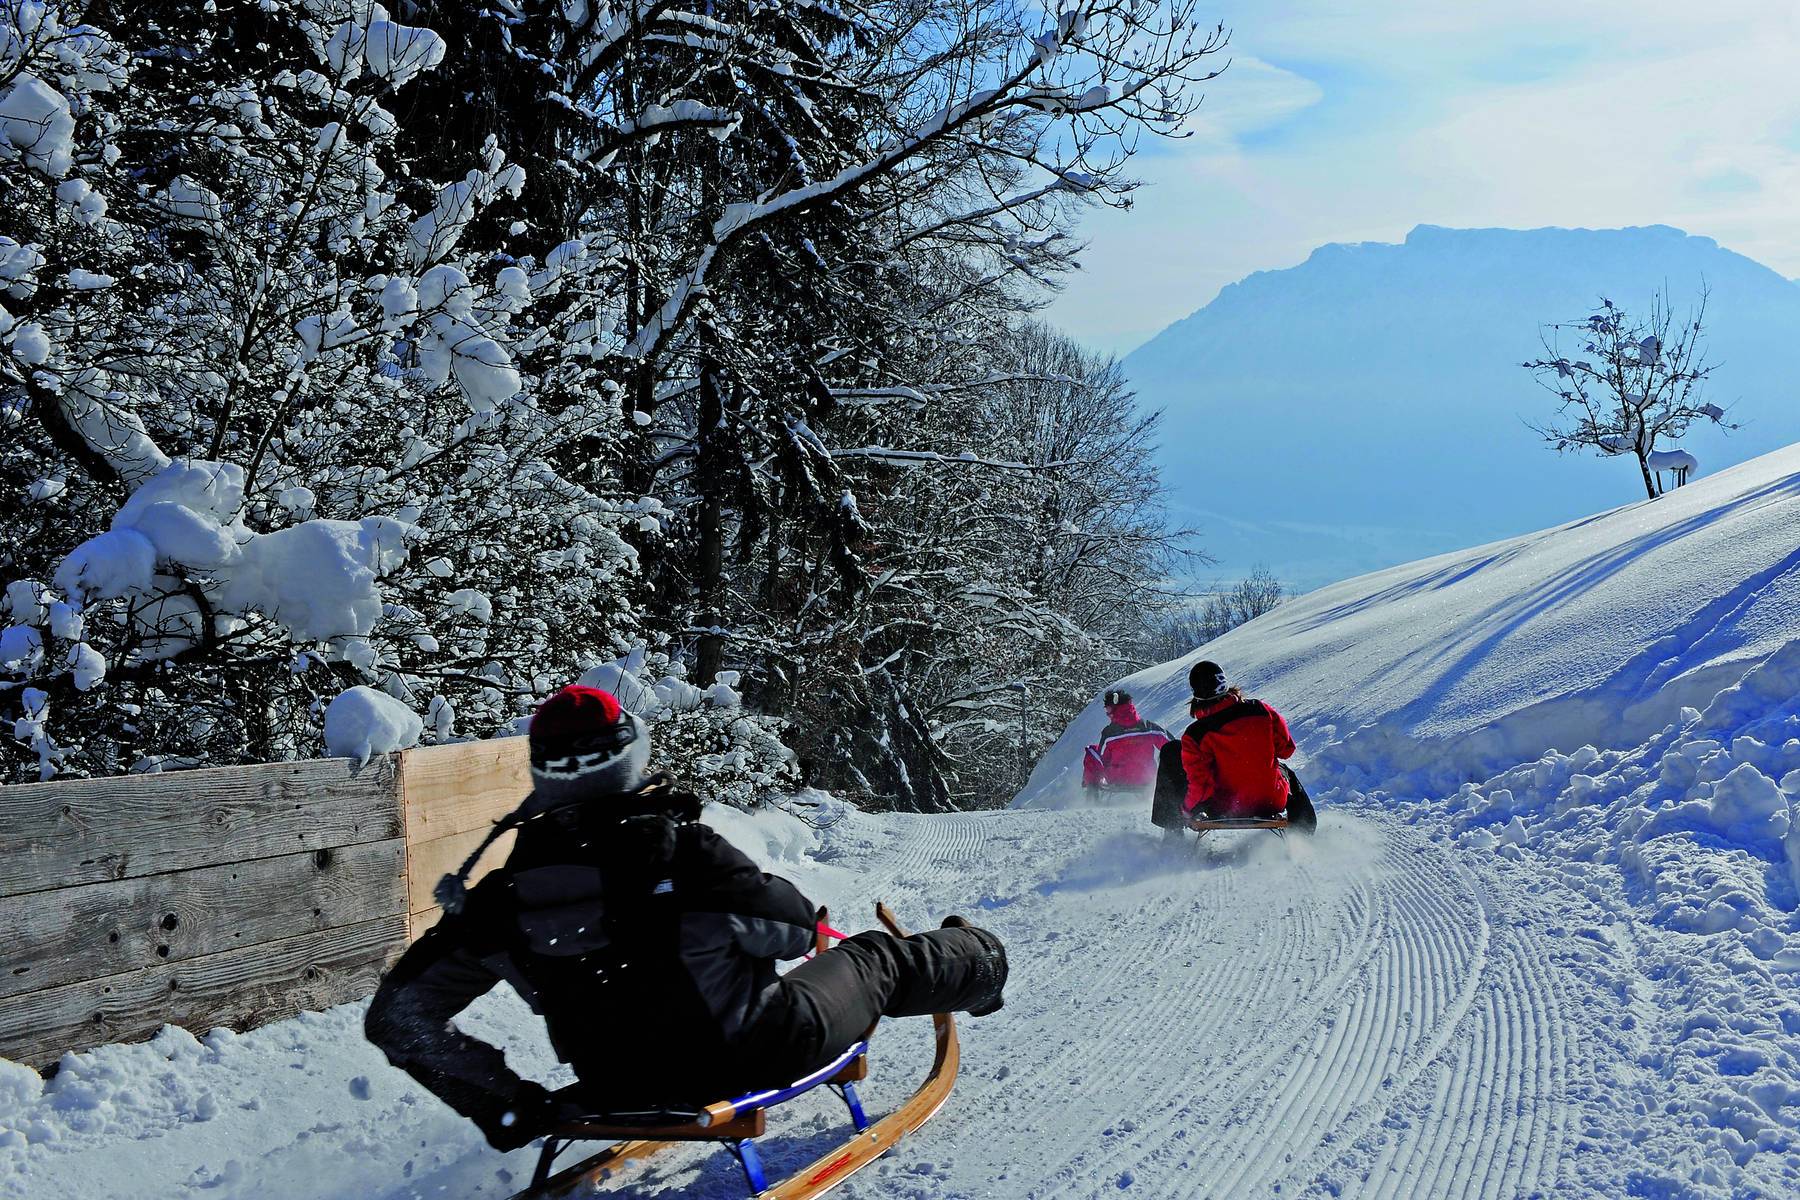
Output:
[1126, 225, 1800, 591]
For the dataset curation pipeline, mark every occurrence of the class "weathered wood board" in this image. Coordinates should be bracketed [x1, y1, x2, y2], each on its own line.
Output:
[5, 839, 406, 1000]
[0, 913, 407, 1070]
[0, 755, 402, 898]
[404, 824, 519, 929]
[0, 739, 530, 1066]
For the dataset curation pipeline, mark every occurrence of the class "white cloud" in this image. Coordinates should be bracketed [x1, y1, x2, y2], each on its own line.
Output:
[1183, 55, 1322, 142]
[1048, 2, 1800, 353]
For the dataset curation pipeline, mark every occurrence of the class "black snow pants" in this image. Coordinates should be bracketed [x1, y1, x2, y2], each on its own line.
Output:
[735, 925, 1005, 1087]
[1151, 740, 1189, 830]
[1281, 764, 1319, 832]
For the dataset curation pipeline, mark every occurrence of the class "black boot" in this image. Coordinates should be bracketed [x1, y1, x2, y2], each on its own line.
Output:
[865, 922, 1007, 1018]
[935, 917, 1005, 1016]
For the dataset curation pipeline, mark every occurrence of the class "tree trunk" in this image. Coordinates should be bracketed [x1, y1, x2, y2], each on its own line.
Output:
[694, 356, 726, 685]
[1635, 450, 1659, 500]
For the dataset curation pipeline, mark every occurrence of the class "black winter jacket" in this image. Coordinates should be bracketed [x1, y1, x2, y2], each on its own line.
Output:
[364, 777, 816, 1140]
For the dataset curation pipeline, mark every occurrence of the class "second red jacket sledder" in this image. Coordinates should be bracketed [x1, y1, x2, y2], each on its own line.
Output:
[1081, 691, 1171, 790]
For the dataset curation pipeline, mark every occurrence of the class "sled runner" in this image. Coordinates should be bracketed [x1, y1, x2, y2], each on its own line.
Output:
[513, 902, 959, 1200]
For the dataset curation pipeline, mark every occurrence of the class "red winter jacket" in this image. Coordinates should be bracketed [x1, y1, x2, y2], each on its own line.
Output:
[1181, 693, 1296, 817]
[1082, 701, 1171, 789]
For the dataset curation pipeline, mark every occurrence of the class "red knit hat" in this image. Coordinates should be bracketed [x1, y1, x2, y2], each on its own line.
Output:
[527, 685, 650, 804]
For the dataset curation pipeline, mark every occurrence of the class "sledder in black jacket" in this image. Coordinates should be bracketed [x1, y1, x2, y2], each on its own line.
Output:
[365, 685, 1007, 1151]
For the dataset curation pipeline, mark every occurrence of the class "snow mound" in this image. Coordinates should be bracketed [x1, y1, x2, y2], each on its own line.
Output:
[1021, 440, 1800, 809]
[322, 686, 422, 764]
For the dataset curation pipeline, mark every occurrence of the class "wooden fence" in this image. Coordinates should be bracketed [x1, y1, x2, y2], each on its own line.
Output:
[0, 739, 529, 1069]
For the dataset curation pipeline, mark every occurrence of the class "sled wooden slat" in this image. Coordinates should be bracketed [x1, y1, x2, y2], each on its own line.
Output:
[1187, 816, 1290, 831]
[0, 756, 401, 898]
[526, 1138, 678, 1198]
[760, 1009, 958, 1200]
[3, 839, 405, 1000]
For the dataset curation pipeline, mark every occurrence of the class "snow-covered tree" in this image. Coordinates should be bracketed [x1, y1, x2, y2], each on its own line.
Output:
[1525, 289, 1732, 500]
[2, 1, 645, 778]
[1149, 566, 1283, 662]
[3, 0, 1219, 801]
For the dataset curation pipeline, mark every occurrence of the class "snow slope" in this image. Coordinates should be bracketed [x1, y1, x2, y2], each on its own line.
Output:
[1023, 440, 1800, 805]
[1126, 224, 1800, 589]
[0, 803, 1660, 1199]
[7, 445, 1800, 1199]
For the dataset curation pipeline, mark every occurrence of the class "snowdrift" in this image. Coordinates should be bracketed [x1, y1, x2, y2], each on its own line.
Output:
[1020, 440, 1800, 808]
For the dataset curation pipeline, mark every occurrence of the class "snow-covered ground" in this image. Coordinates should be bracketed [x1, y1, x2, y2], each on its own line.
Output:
[7, 445, 1800, 1199]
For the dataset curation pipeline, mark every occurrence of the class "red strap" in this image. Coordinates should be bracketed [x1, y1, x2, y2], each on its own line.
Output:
[817, 920, 852, 943]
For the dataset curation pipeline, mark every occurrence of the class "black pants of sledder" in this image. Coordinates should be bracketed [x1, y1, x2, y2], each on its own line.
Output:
[1281, 764, 1319, 832]
[735, 926, 1005, 1087]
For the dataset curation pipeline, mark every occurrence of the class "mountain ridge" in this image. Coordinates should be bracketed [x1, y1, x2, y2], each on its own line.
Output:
[1126, 224, 1800, 590]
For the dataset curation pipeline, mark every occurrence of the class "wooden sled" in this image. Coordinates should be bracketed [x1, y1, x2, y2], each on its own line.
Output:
[513, 902, 959, 1200]
[1185, 814, 1291, 843]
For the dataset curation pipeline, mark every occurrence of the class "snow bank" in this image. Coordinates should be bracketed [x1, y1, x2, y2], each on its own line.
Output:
[1021, 440, 1800, 807]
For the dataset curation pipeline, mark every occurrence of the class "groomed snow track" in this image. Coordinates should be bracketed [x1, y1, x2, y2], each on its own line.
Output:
[787, 802, 1619, 1200]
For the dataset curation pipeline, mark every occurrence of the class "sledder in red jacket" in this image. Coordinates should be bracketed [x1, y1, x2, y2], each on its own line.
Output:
[1082, 690, 1171, 794]
[1179, 660, 1296, 819]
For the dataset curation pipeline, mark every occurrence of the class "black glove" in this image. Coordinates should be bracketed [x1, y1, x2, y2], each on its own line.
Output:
[482, 1081, 590, 1151]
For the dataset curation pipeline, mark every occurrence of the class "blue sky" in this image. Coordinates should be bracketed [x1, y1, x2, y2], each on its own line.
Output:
[1045, 0, 1800, 354]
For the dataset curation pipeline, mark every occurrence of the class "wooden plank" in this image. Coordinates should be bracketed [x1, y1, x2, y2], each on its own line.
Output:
[409, 905, 444, 941]
[405, 824, 518, 922]
[400, 738, 530, 844]
[0, 913, 407, 1069]
[0, 755, 402, 899]
[3, 839, 406, 1000]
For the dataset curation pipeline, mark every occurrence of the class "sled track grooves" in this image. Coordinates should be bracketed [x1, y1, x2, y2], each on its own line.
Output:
[1185, 831, 1492, 1199]
[857, 809, 994, 907]
[827, 808, 1578, 1200]
[932, 815, 1543, 1200]
[1353, 906, 1576, 1194]
[966, 821, 1398, 1199]
[1341, 885, 1578, 1200]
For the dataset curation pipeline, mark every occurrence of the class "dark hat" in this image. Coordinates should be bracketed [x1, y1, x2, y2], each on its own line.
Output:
[1103, 689, 1133, 708]
[527, 685, 650, 805]
[1188, 660, 1228, 700]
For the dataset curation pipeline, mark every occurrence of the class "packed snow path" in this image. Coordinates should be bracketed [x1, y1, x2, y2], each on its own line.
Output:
[5, 799, 1676, 1199]
[822, 804, 1608, 1200]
